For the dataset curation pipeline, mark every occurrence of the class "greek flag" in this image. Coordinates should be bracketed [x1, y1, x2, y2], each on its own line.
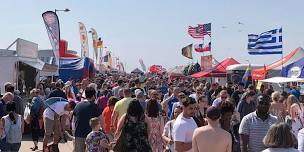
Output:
[248, 28, 282, 55]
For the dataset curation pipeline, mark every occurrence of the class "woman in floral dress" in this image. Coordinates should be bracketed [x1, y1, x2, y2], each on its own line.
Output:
[146, 99, 165, 152]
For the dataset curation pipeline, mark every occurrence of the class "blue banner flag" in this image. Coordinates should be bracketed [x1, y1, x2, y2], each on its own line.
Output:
[248, 28, 282, 55]
[282, 58, 304, 78]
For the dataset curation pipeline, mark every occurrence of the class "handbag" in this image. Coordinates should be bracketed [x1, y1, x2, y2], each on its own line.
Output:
[163, 122, 173, 152]
[24, 104, 31, 124]
[163, 147, 171, 152]
[296, 103, 304, 131]
[112, 115, 128, 152]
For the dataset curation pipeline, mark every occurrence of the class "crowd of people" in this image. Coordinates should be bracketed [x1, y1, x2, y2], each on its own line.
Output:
[0, 74, 304, 152]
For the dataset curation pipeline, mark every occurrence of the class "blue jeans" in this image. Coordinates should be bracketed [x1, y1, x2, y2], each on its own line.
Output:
[0, 138, 6, 151]
[2, 142, 21, 152]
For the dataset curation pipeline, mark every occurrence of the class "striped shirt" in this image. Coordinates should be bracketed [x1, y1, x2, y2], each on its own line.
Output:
[239, 111, 278, 152]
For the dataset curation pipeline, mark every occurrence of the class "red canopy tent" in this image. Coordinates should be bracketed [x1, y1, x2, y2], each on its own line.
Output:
[252, 47, 304, 80]
[192, 58, 239, 78]
[149, 65, 166, 74]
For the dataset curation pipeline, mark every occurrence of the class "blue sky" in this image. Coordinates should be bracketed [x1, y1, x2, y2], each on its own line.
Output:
[0, 0, 303, 72]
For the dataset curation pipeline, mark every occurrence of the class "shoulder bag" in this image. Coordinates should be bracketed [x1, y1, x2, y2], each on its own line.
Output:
[112, 115, 128, 152]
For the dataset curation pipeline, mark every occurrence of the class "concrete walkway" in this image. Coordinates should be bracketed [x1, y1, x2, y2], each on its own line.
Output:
[20, 135, 74, 152]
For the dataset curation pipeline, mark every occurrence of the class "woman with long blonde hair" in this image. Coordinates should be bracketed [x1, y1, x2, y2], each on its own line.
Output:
[285, 95, 304, 137]
[269, 91, 286, 120]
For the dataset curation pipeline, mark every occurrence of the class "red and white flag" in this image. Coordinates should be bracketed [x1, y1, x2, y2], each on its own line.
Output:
[194, 42, 211, 52]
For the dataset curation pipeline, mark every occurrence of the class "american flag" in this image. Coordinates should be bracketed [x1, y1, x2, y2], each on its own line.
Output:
[188, 23, 211, 39]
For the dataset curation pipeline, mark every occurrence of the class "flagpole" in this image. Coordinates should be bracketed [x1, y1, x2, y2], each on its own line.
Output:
[208, 23, 224, 80]
[201, 25, 205, 71]
[202, 52, 204, 71]
[209, 22, 212, 62]
[281, 52, 284, 76]
[281, 27, 284, 77]
[208, 22, 213, 71]
[281, 27, 284, 91]
[200, 22, 211, 71]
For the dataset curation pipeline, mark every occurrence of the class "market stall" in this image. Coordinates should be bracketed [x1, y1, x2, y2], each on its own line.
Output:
[191, 57, 239, 78]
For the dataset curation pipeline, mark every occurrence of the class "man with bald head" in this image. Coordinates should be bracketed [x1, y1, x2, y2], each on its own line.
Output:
[110, 88, 133, 133]
[0, 92, 14, 117]
[5, 83, 24, 116]
[212, 90, 229, 108]
[147, 89, 162, 112]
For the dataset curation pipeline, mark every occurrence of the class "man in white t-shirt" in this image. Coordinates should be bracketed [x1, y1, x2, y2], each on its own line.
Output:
[173, 97, 198, 152]
[43, 99, 76, 150]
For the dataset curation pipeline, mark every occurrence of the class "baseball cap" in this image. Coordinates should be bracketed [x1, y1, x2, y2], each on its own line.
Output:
[65, 81, 72, 86]
[206, 106, 221, 121]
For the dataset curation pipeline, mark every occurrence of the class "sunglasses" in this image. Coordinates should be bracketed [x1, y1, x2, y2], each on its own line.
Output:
[221, 96, 228, 99]
[176, 105, 183, 109]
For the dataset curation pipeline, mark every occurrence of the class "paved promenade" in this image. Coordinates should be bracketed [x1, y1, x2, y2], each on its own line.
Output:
[20, 135, 74, 152]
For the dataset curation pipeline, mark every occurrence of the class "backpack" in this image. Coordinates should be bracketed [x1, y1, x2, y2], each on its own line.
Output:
[45, 97, 68, 107]
[44, 97, 68, 115]
[6, 115, 22, 143]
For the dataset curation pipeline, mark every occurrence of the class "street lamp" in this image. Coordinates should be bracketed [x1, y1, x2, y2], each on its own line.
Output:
[53, 8, 69, 61]
[55, 8, 70, 13]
